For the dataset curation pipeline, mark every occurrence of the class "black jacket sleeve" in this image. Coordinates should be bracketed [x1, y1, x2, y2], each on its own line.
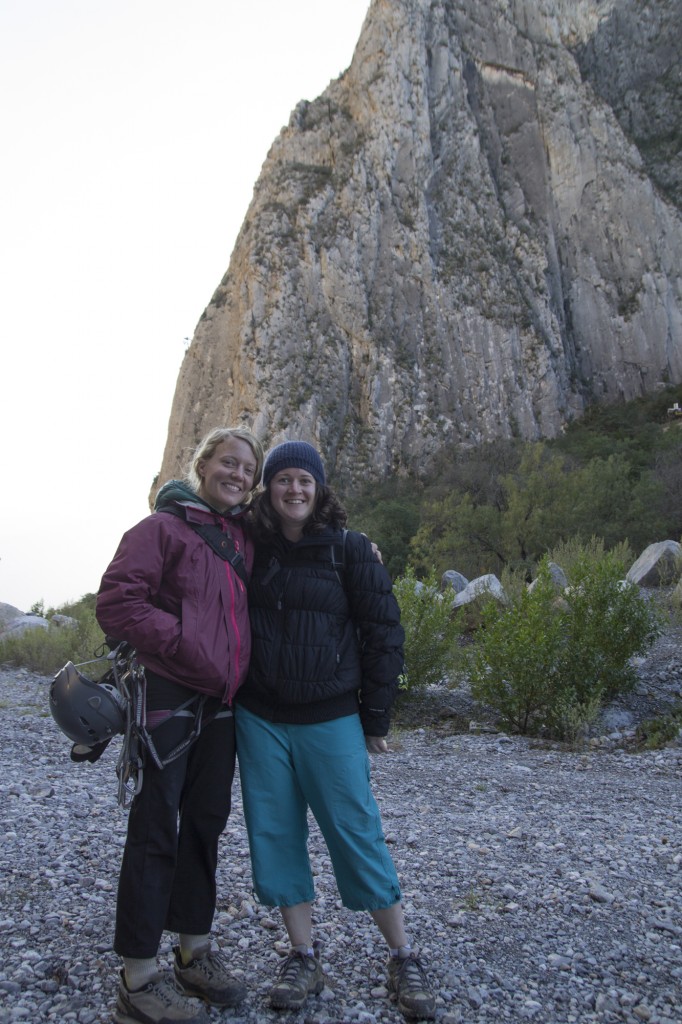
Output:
[343, 530, 405, 735]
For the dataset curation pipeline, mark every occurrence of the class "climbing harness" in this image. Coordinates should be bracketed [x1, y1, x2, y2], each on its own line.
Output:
[51, 640, 216, 808]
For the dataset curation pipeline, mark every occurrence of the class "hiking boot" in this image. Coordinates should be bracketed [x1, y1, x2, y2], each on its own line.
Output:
[173, 944, 246, 1007]
[387, 951, 436, 1020]
[113, 969, 210, 1024]
[269, 948, 325, 1010]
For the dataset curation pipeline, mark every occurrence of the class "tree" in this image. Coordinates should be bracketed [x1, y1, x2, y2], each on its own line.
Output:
[346, 483, 421, 578]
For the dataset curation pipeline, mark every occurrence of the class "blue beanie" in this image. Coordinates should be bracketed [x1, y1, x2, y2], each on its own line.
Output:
[262, 441, 326, 488]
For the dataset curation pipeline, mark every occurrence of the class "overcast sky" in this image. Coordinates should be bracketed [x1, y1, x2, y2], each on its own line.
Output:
[0, 0, 371, 612]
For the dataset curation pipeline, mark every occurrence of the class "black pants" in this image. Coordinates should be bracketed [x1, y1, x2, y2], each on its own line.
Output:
[114, 699, 236, 957]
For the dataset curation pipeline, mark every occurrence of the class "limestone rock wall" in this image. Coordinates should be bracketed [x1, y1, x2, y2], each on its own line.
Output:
[154, 0, 682, 493]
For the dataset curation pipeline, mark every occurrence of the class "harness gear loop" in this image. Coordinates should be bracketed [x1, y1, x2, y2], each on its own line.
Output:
[86, 641, 219, 809]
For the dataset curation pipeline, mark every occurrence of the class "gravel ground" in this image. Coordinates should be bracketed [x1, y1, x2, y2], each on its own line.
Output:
[1, 623, 681, 1024]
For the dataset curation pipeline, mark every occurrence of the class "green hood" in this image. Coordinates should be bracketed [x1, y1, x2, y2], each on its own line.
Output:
[154, 479, 209, 513]
[154, 479, 247, 517]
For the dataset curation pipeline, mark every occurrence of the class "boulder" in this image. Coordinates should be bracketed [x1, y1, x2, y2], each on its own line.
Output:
[441, 570, 469, 595]
[51, 614, 78, 630]
[452, 574, 507, 609]
[413, 580, 442, 600]
[0, 602, 24, 630]
[626, 540, 682, 587]
[0, 614, 49, 637]
[528, 561, 568, 594]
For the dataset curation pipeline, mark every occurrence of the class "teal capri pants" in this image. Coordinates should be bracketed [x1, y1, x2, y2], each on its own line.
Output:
[235, 705, 402, 911]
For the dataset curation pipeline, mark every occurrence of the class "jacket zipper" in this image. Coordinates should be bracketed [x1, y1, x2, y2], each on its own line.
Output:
[220, 520, 246, 706]
[267, 571, 289, 697]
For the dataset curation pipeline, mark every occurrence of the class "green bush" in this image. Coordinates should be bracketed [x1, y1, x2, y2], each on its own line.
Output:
[557, 550, 663, 703]
[635, 708, 682, 750]
[393, 566, 463, 693]
[467, 562, 568, 734]
[0, 598, 106, 676]
[547, 535, 632, 577]
[467, 549, 662, 738]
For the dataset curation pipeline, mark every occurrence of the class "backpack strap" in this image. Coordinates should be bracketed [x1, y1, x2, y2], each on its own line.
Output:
[160, 507, 248, 585]
[259, 530, 348, 586]
[330, 528, 348, 586]
[190, 523, 249, 585]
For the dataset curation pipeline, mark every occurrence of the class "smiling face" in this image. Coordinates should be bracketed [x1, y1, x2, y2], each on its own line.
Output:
[196, 437, 258, 513]
[269, 467, 318, 540]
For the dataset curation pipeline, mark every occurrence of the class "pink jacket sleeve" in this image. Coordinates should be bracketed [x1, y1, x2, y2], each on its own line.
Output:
[96, 515, 182, 656]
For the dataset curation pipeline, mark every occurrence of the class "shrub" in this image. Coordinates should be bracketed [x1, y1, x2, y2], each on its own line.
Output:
[0, 599, 105, 676]
[552, 689, 603, 748]
[548, 536, 632, 578]
[468, 562, 568, 734]
[635, 708, 682, 750]
[558, 550, 663, 703]
[393, 566, 463, 693]
[467, 549, 662, 737]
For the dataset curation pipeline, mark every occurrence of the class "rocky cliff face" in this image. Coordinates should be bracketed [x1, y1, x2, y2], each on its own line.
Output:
[154, 0, 682, 493]
[572, 0, 682, 211]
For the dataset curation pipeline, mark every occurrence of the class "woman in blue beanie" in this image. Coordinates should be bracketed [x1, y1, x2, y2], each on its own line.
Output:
[235, 441, 435, 1020]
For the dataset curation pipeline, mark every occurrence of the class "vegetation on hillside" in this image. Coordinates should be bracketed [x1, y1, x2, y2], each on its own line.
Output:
[347, 385, 682, 580]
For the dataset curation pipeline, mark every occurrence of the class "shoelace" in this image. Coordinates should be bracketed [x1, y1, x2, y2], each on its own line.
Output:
[193, 950, 228, 978]
[146, 976, 189, 1008]
[277, 951, 313, 983]
[394, 954, 430, 991]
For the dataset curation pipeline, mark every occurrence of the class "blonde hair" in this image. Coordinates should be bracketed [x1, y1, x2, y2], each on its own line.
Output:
[187, 427, 264, 494]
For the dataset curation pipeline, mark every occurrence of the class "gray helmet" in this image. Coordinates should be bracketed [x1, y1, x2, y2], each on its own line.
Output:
[49, 662, 127, 746]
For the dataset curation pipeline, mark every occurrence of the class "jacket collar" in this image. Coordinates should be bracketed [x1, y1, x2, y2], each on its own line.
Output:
[154, 478, 247, 520]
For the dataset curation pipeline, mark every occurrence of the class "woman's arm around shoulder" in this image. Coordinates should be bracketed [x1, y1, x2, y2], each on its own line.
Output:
[343, 530, 401, 616]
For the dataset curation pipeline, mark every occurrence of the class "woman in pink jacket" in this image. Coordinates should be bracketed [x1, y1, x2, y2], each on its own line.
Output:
[96, 426, 263, 1024]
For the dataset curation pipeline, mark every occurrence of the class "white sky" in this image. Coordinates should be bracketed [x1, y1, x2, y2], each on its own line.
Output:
[0, 0, 371, 612]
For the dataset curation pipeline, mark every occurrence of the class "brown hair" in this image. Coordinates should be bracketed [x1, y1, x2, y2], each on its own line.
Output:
[250, 483, 347, 541]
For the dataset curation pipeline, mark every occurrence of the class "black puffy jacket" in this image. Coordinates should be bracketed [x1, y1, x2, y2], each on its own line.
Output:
[236, 527, 404, 735]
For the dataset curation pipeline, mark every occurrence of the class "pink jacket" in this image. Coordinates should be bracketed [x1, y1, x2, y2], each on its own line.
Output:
[96, 499, 253, 704]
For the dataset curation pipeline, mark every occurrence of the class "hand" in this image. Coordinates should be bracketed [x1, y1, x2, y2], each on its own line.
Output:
[365, 735, 389, 754]
[361, 532, 384, 564]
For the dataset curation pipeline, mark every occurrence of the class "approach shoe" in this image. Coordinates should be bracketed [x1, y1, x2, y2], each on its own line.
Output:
[173, 944, 246, 1007]
[113, 969, 210, 1024]
[387, 951, 436, 1020]
[269, 948, 325, 1010]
